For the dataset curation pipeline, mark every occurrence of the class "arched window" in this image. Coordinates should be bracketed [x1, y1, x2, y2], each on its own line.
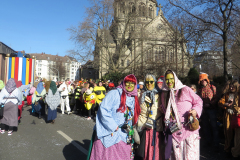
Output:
[149, 5, 153, 18]
[139, 3, 146, 17]
[127, 59, 130, 66]
[129, 2, 135, 13]
[120, 2, 125, 14]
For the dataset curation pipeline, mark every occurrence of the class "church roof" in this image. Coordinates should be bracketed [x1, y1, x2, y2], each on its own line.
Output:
[150, 0, 157, 4]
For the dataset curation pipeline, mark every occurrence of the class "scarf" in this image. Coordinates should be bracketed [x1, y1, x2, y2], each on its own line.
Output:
[36, 82, 44, 94]
[117, 74, 138, 97]
[161, 70, 186, 129]
[141, 74, 158, 104]
[0, 80, 5, 89]
[5, 78, 17, 93]
[50, 81, 57, 95]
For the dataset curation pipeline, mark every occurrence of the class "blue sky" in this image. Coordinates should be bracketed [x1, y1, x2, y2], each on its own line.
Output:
[0, 0, 164, 57]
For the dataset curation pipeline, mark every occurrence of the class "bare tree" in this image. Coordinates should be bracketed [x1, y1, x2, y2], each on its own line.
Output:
[166, 0, 240, 81]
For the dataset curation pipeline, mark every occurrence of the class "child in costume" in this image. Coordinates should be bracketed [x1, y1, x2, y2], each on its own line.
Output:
[93, 81, 106, 112]
[83, 89, 96, 120]
[88, 74, 141, 160]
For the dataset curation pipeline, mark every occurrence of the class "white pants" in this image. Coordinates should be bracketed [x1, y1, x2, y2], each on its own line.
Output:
[171, 134, 200, 160]
[61, 96, 71, 113]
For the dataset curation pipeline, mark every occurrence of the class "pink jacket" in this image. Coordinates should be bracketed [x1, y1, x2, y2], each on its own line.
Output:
[161, 70, 203, 143]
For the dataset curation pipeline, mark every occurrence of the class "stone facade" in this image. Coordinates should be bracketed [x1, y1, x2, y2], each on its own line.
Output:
[94, 0, 189, 79]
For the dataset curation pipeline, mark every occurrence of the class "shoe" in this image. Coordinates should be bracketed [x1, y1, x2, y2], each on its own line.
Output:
[68, 112, 72, 115]
[8, 131, 13, 136]
[62, 112, 64, 114]
[38, 115, 42, 119]
[1, 130, 5, 134]
[86, 117, 91, 120]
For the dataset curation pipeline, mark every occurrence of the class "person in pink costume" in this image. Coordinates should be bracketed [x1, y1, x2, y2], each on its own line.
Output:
[159, 70, 203, 160]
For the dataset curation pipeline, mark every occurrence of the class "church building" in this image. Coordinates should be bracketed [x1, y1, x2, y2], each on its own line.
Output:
[94, 0, 189, 79]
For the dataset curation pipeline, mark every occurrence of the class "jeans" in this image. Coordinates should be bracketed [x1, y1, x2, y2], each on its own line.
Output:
[201, 109, 219, 146]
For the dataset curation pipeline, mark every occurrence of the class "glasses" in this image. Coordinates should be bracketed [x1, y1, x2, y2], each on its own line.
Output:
[125, 82, 135, 86]
[145, 81, 154, 84]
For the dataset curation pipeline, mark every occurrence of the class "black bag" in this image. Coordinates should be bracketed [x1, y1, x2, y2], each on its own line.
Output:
[62, 96, 67, 99]
[0, 104, 4, 119]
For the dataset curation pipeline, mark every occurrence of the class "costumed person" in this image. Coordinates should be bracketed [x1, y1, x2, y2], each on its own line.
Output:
[218, 80, 240, 158]
[135, 74, 164, 160]
[198, 73, 219, 149]
[106, 82, 115, 94]
[16, 81, 25, 123]
[88, 74, 141, 160]
[83, 89, 96, 120]
[93, 81, 106, 112]
[46, 81, 60, 124]
[32, 82, 46, 119]
[72, 81, 81, 114]
[0, 78, 22, 135]
[160, 70, 203, 160]
[0, 80, 5, 92]
[157, 77, 164, 91]
[45, 81, 51, 93]
[30, 82, 38, 113]
[69, 83, 76, 112]
[58, 80, 72, 115]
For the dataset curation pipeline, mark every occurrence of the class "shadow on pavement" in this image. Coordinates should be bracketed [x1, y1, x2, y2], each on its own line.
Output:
[63, 139, 90, 160]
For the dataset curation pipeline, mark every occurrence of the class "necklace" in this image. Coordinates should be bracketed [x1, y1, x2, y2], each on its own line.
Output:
[121, 107, 135, 159]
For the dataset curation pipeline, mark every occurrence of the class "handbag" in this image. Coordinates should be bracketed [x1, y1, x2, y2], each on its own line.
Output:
[231, 114, 240, 128]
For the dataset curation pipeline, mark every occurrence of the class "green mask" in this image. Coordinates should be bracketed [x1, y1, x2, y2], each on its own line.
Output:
[165, 74, 175, 89]
[125, 81, 135, 92]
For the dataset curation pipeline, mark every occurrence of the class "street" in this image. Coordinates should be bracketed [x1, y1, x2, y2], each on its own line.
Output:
[0, 103, 94, 160]
[0, 103, 231, 160]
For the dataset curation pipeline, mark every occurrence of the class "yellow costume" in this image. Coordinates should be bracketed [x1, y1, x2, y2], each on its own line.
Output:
[83, 91, 96, 110]
[93, 86, 106, 105]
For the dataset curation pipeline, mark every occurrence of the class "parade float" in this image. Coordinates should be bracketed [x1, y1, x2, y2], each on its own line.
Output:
[4, 51, 36, 84]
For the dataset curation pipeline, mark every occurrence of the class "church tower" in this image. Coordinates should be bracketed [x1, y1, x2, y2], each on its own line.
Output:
[113, 0, 158, 20]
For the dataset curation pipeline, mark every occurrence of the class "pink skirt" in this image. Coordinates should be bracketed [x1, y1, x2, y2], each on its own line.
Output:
[144, 129, 163, 160]
[90, 139, 132, 160]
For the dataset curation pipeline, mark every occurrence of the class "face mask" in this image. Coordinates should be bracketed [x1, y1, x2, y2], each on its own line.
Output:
[125, 81, 135, 92]
[165, 74, 175, 89]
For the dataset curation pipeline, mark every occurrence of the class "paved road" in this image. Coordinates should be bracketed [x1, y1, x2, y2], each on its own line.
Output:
[0, 103, 232, 160]
[0, 103, 94, 160]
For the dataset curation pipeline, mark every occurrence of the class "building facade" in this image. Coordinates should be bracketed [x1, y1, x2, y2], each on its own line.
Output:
[94, 0, 189, 79]
[193, 51, 232, 78]
[0, 42, 16, 81]
[29, 53, 81, 81]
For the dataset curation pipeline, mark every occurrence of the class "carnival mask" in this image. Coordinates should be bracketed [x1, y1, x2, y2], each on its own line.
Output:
[165, 74, 175, 89]
[125, 81, 135, 92]
[145, 77, 155, 91]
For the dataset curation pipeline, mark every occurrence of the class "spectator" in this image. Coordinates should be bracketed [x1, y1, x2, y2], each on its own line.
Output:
[198, 73, 219, 150]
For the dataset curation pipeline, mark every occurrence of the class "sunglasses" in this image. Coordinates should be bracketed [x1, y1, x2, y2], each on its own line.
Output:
[145, 81, 154, 84]
[125, 82, 135, 86]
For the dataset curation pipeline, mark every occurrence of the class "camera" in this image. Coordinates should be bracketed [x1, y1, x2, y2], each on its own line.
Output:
[170, 123, 180, 133]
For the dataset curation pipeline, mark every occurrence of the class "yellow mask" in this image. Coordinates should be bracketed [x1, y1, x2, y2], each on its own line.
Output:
[145, 77, 155, 91]
[165, 74, 175, 89]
